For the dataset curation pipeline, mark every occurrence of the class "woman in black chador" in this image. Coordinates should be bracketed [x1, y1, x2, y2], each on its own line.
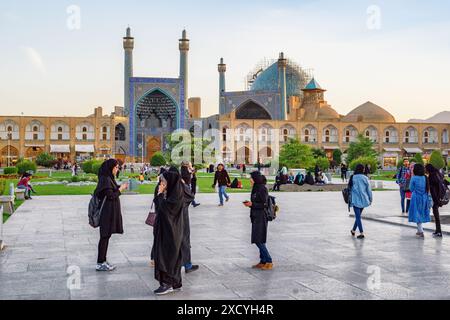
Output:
[244, 171, 273, 270]
[94, 159, 128, 272]
[153, 170, 185, 295]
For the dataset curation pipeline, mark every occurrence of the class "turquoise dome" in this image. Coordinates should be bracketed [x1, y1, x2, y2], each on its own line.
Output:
[250, 62, 307, 96]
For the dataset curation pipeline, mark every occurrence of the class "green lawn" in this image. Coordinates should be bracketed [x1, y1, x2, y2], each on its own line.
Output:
[2, 199, 24, 223]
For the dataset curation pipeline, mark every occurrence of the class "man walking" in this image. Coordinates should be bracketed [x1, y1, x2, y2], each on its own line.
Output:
[396, 158, 411, 213]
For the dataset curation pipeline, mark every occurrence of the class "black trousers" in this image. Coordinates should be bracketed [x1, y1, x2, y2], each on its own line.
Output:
[433, 204, 442, 233]
[97, 235, 111, 264]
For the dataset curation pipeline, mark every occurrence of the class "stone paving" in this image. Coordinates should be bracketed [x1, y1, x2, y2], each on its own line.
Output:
[2, 191, 450, 300]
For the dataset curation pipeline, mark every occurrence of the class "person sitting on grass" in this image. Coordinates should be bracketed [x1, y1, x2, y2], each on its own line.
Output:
[17, 173, 36, 200]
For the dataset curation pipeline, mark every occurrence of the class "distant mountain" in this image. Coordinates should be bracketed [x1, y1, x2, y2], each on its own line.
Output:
[409, 111, 450, 123]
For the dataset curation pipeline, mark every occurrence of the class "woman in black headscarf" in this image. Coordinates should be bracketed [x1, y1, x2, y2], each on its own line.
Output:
[244, 171, 273, 270]
[426, 163, 444, 237]
[93, 159, 128, 271]
[153, 170, 185, 295]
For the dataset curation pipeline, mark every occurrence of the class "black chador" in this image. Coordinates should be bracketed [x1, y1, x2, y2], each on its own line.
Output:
[153, 171, 185, 288]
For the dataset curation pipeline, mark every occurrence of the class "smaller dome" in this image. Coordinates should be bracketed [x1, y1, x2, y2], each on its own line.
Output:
[318, 105, 340, 120]
[343, 101, 396, 123]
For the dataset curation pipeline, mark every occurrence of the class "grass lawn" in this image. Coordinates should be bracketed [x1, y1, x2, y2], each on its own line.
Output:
[2, 199, 24, 223]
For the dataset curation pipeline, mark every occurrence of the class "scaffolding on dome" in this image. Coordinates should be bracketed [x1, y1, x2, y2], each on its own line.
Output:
[244, 56, 314, 92]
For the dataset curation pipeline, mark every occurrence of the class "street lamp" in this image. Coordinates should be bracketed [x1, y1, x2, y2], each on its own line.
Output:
[7, 132, 12, 167]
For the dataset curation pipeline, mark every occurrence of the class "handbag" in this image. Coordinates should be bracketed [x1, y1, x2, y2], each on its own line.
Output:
[145, 202, 156, 227]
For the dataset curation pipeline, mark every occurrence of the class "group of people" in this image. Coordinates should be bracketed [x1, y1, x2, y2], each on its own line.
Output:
[348, 158, 449, 239]
[272, 166, 329, 191]
[92, 158, 273, 296]
[396, 158, 448, 237]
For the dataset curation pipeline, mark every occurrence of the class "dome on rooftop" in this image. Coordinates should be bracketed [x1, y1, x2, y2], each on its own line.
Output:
[342, 101, 396, 123]
[250, 60, 309, 97]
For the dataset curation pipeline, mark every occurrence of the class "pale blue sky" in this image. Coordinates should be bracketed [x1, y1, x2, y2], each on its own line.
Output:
[1, 0, 449, 121]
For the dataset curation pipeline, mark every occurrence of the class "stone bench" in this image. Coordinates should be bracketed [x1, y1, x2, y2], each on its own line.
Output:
[272, 183, 346, 192]
[0, 195, 15, 215]
[15, 188, 26, 201]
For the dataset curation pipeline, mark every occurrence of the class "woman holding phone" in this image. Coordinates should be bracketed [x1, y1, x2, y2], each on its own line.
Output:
[94, 159, 128, 272]
[243, 171, 273, 270]
[153, 170, 185, 295]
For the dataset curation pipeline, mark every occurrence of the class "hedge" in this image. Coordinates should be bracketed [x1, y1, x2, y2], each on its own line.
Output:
[429, 150, 445, 169]
[3, 167, 18, 175]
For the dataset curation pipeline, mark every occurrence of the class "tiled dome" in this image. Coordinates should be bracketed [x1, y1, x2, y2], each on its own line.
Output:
[343, 101, 396, 123]
[250, 61, 308, 97]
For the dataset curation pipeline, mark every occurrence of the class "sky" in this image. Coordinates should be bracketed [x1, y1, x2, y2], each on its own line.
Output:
[0, 0, 449, 122]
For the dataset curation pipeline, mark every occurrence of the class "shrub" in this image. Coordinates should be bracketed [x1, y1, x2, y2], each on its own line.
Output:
[71, 175, 81, 183]
[349, 156, 378, 174]
[92, 162, 103, 175]
[333, 149, 343, 165]
[429, 150, 445, 169]
[3, 167, 18, 175]
[36, 152, 57, 168]
[16, 160, 37, 175]
[151, 152, 167, 167]
[81, 160, 94, 174]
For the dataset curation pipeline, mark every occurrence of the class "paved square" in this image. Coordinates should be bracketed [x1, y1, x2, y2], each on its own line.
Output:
[2, 191, 450, 300]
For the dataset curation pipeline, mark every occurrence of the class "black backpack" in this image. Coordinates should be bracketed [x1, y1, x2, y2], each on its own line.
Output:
[88, 194, 106, 228]
[438, 174, 450, 207]
[265, 195, 278, 221]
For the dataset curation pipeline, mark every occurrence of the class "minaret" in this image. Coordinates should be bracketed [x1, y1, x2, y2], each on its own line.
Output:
[278, 52, 288, 120]
[123, 26, 134, 116]
[179, 30, 190, 113]
[218, 57, 226, 114]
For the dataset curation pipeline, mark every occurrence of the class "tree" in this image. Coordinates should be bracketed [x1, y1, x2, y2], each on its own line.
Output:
[315, 157, 330, 171]
[349, 156, 378, 174]
[333, 149, 342, 165]
[15, 159, 37, 175]
[429, 150, 445, 169]
[346, 134, 378, 164]
[412, 153, 424, 165]
[279, 139, 315, 169]
[312, 148, 326, 158]
[151, 152, 167, 166]
[36, 152, 57, 168]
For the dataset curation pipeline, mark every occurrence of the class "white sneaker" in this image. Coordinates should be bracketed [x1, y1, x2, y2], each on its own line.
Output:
[96, 262, 116, 271]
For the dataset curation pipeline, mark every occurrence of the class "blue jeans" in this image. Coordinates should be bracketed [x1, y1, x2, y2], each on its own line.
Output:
[184, 262, 192, 270]
[400, 188, 406, 212]
[352, 207, 364, 233]
[255, 243, 272, 264]
[218, 186, 229, 205]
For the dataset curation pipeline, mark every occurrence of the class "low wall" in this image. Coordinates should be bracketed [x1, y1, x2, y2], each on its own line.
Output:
[270, 183, 346, 192]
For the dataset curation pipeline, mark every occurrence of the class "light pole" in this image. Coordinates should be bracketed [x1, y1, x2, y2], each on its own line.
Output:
[7, 132, 12, 167]
[140, 119, 145, 164]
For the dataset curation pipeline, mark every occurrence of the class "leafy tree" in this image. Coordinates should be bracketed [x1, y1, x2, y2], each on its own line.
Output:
[429, 150, 445, 169]
[36, 152, 57, 168]
[279, 139, 315, 169]
[346, 134, 378, 164]
[349, 156, 378, 174]
[312, 148, 326, 159]
[333, 149, 342, 165]
[315, 157, 330, 171]
[412, 153, 424, 165]
[164, 133, 216, 166]
[151, 152, 167, 166]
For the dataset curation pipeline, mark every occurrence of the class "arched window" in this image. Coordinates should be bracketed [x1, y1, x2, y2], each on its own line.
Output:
[404, 127, 418, 143]
[302, 125, 317, 143]
[115, 124, 126, 141]
[82, 127, 87, 133]
[344, 126, 358, 143]
[323, 125, 338, 143]
[423, 127, 437, 144]
[280, 125, 295, 142]
[443, 129, 449, 144]
[222, 127, 228, 142]
[364, 126, 378, 143]
[384, 127, 398, 143]
[7, 126, 13, 132]
[58, 127, 63, 132]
